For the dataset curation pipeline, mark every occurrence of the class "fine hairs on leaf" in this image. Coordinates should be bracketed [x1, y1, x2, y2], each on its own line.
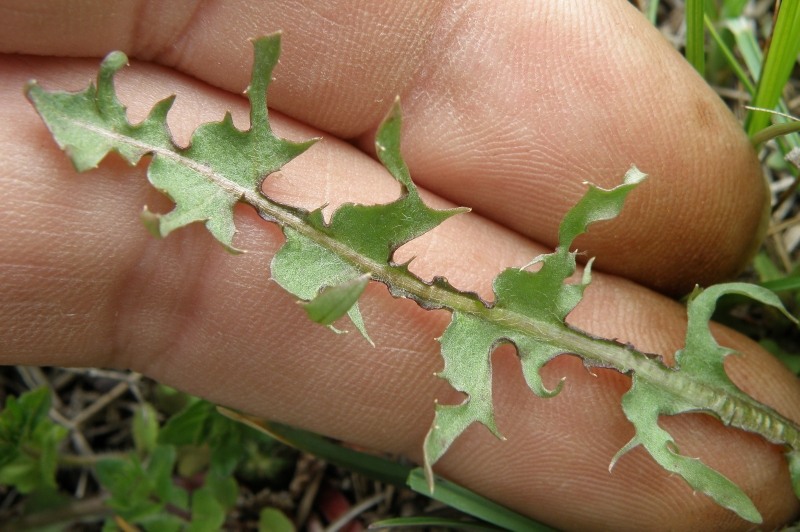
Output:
[25, 34, 800, 524]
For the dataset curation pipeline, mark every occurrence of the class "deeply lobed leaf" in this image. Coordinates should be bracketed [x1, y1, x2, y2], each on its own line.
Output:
[27, 35, 314, 253]
[610, 282, 799, 523]
[26, 34, 800, 525]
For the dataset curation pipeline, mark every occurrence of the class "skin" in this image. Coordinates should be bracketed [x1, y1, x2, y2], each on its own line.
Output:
[0, 0, 798, 529]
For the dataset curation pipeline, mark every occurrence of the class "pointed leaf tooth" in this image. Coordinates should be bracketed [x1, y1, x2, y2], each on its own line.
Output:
[516, 341, 565, 397]
[145, 94, 176, 125]
[307, 99, 464, 269]
[140, 207, 162, 238]
[96, 51, 131, 126]
[303, 274, 370, 326]
[608, 436, 640, 472]
[246, 34, 317, 174]
[558, 165, 646, 249]
[374, 98, 412, 193]
[247, 34, 282, 136]
[346, 305, 374, 346]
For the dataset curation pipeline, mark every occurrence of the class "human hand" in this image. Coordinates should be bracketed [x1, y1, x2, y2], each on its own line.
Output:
[1, 1, 798, 529]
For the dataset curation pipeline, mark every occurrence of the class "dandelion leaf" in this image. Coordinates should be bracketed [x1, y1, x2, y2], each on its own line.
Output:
[424, 167, 646, 483]
[27, 33, 800, 525]
[271, 101, 464, 340]
[26, 34, 314, 252]
[611, 283, 798, 524]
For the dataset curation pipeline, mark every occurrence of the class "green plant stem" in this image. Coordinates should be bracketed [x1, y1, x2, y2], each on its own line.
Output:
[751, 120, 800, 147]
[645, 0, 660, 25]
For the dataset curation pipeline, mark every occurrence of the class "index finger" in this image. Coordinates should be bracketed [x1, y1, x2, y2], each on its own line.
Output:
[0, 0, 767, 295]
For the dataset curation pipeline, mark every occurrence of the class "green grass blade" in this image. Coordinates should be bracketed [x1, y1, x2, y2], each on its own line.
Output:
[645, 0, 660, 25]
[407, 469, 556, 532]
[720, 0, 748, 19]
[761, 274, 800, 293]
[685, 0, 706, 74]
[219, 408, 552, 530]
[705, 15, 755, 94]
[725, 16, 800, 151]
[216, 408, 411, 487]
[746, 2, 800, 136]
[724, 17, 764, 81]
[369, 516, 503, 531]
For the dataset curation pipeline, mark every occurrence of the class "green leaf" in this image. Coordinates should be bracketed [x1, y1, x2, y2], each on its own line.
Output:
[788, 449, 800, 499]
[26, 34, 314, 253]
[97, 445, 187, 525]
[207, 472, 239, 510]
[302, 274, 370, 326]
[259, 507, 295, 532]
[97, 456, 164, 520]
[611, 283, 798, 523]
[684, 0, 706, 74]
[0, 387, 68, 493]
[160, 398, 270, 479]
[271, 101, 464, 341]
[133, 402, 160, 456]
[424, 167, 645, 481]
[745, 1, 800, 137]
[28, 34, 800, 525]
[188, 485, 226, 532]
[158, 398, 210, 446]
[612, 378, 761, 522]
[147, 445, 184, 507]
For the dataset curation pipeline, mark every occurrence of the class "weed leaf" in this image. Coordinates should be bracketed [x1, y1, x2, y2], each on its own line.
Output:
[26, 34, 800, 525]
[611, 282, 798, 523]
[424, 167, 645, 481]
[302, 274, 370, 326]
[0, 387, 68, 493]
[271, 100, 463, 340]
[26, 35, 314, 252]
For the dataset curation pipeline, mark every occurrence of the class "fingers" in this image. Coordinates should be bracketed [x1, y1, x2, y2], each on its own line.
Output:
[2, 56, 798, 529]
[0, 0, 767, 295]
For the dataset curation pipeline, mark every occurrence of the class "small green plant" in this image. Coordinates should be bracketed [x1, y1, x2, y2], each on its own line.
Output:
[21, 33, 800, 525]
[0, 387, 67, 495]
[0, 386, 296, 530]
